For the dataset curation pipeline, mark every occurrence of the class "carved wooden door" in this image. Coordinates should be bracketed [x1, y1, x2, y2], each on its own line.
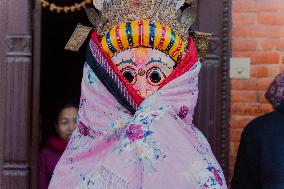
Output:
[193, 0, 231, 178]
[0, 0, 32, 186]
[0, 0, 40, 188]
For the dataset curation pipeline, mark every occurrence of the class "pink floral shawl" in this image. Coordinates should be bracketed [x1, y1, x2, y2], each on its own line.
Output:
[48, 34, 227, 189]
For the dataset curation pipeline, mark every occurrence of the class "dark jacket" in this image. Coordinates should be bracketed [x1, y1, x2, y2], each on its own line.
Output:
[231, 102, 284, 189]
[38, 136, 68, 189]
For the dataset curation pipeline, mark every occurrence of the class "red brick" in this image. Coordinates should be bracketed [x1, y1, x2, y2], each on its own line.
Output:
[257, 12, 284, 25]
[256, 90, 268, 103]
[229, 167, 234, 184]
[230, 128, 244, 142]
[231, 80, 257, 90]
[250, 66, 269, 77]
[256, 77, 274, 90]
[268, 66, 282, 76]
[231, 102, 273, 116]
[252, 52, 280, 64]
[232, 25, 284, 39]
[229, 156, 237, 180]
[231, 78, 274, 91]
[259, 40, 275, 51]
[259, 39, 284, 50]
[232, 51, 280, 64]
[231, 90, 257, 103]
[232, 39, 257, 51]
[229, 156, 237, 170]
[274, 42, 284, 51]
[230, 115, 255, 129]
[233, 1, 284, 13]
[250, 65, 281, 78]
[230, 142, 240, 156]
[233, 12, 256, 25]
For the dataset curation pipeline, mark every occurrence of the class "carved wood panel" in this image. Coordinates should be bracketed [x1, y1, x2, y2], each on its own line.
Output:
[0, 0, 8, 187]
[0, 0, 32, 188]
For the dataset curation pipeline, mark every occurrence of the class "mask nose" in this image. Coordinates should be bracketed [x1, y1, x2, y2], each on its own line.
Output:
[138, 79, 147, 98]
[134, 77, 153, 98]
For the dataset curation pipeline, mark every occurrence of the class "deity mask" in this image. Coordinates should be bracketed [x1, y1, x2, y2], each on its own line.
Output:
[112, 48, 175, 98]
[100, 19, 187, 99]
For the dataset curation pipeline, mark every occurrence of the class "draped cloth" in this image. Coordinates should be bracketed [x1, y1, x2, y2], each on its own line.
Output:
[48, 32, 227, 189]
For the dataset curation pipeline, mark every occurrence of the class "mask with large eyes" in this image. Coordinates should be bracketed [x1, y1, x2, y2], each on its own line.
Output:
[112, 48, 176, 98]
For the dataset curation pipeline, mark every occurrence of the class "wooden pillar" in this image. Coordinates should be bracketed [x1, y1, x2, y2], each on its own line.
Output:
[0, 0, 33, 188]
[0, 0, 8, 187]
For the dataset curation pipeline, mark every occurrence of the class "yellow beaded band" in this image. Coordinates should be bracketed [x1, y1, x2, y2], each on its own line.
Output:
[38, 0, 92, 14]
[101, 19, 187, 63]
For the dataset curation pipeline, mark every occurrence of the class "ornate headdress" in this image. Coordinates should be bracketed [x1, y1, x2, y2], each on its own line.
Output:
[65, 0, 212, 61]
[92, 0, 196, 42]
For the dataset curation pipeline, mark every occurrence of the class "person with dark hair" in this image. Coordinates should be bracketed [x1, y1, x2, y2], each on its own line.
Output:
[231, 72, 284, 189]
[38, 103, 78, 189]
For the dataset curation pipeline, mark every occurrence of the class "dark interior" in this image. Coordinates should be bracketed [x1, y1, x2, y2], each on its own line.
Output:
[40, 3, 92, 145]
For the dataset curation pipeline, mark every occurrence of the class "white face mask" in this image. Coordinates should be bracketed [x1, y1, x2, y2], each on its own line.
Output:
[112, 48, 176, 98]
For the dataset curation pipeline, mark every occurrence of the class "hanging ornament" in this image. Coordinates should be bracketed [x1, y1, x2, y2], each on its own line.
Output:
[37, 0, 92, 14]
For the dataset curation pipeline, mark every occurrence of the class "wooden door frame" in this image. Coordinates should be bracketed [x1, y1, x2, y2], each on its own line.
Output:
[30, 1, 42, 189]
[220, 0, 231, 178]
[0, 0, 8, 187]
[193, 0, 231, 178]
[213, 0, 231, 177]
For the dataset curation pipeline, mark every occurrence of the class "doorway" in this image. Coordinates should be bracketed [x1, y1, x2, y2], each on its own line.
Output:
[39, 7, 90, 145]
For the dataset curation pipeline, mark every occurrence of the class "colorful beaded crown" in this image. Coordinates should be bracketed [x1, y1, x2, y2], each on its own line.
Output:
[101, 19, 187, 62]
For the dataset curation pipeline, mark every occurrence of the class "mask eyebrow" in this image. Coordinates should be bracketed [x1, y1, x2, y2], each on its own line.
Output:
[146, 58, 167, 66]
[117, 59, 138, 66]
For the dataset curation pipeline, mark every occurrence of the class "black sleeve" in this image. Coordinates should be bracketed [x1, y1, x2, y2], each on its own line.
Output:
[231, 126, 261, 189]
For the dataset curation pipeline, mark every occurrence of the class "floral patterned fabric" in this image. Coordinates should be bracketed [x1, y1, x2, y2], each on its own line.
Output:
[265, 72, 284, 108]
[48, 59, 227, 189]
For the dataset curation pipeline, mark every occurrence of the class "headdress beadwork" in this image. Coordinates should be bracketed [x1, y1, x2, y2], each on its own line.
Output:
[65, 0, 213, 61]
[92, 0, 198, 42]
[101, 19, 187, 62]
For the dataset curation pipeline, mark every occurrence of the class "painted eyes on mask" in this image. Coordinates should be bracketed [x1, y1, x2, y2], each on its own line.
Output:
[119, 66, 166, 86]
[121, 67, 137, 84]
[146, 67, 166, 86]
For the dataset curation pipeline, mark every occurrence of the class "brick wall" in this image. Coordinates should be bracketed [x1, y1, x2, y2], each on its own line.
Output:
[230, 0, 284, 180]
